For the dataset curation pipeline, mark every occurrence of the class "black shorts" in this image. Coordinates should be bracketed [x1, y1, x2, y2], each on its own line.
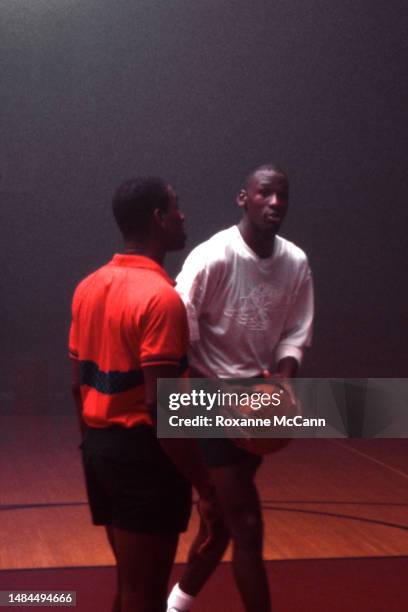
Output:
[81, 425, 192, 533]
[198, 437, 263, 469]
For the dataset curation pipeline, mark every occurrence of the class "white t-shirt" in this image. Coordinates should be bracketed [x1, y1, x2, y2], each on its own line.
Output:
[176, 225, 314, 378]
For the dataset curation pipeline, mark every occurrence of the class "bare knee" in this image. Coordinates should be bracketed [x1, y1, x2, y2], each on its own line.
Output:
[197, 518, 230, 556]
[229, 511, 263, 551]
[209, 520, 230, 549]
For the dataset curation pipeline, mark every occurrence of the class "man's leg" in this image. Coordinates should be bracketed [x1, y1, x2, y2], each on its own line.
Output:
[83, 427, 189, 612]
[105, 526, 121, 612]
[169, 457, 268, 612]
[168, 438, 232, 608]
[210, 459, 270, 612]
[176, 503, 230, 597]
[112, 528, 179, 612]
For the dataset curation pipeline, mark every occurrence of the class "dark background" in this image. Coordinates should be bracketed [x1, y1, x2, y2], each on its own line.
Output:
[1, 0, 407, 410]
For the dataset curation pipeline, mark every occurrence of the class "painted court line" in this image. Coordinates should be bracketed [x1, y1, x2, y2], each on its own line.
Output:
[330, 440, 408, 481]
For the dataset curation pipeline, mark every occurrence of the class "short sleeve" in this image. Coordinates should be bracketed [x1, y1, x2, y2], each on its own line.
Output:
[139, 288, 189, 367]
[275, 261, 314, 364]
[176, 246, 222, 342]
[68, 297, 79, 360]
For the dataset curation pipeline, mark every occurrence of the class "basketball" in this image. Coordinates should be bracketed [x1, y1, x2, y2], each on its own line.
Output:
[226, 381, 298, 455]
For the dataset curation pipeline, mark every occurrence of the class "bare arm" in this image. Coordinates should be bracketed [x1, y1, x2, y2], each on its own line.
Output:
[274, 260, 314, 374]
[276, 356, 299, 378]
[71, 358, 87, 438]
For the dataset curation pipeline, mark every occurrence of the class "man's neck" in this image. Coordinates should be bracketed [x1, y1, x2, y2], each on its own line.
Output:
[237, 220, 276, 259]
[123, 240, 165, 266]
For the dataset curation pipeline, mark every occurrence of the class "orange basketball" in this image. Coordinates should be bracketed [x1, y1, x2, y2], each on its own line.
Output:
[227, 381, 298, 455]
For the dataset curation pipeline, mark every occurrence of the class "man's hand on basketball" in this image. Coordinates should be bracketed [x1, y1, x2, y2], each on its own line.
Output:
[257, 370, 298, 417]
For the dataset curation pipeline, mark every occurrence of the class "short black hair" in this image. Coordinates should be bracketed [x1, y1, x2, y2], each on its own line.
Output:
[244, 164, 288, 190]
[112, 176, 170, 239]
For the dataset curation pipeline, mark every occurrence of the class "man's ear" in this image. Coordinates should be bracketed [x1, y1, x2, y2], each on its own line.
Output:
[153, 207, 165, 228]
[237, 189, 247, 210]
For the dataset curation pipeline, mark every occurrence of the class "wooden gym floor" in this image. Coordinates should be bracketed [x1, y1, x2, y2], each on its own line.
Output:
[1, 409, 407, 570]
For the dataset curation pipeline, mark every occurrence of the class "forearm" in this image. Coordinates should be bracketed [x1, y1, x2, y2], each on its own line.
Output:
[276, 356, 299, 378]
[72, 384, 87, 438]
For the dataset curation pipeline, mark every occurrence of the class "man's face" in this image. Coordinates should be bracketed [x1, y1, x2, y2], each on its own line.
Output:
[161, 185, 187, 251]
[238, 170, 289, 234]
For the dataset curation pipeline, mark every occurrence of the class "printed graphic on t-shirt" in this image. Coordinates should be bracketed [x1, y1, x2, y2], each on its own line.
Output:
[224, 283, 286, 331]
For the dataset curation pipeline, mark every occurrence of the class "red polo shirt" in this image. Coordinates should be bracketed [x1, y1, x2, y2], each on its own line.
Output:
[69, 254, 188, 428]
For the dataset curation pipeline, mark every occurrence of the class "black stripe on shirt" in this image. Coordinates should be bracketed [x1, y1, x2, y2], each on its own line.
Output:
[79, 360, 144, 395]
[79, 355, 188, 394]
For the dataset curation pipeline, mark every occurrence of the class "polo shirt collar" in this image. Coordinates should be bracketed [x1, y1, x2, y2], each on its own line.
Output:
[110, 254, 175, 285]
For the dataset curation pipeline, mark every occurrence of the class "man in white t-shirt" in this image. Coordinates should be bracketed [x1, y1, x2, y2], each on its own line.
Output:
[167, 164, 314, 612]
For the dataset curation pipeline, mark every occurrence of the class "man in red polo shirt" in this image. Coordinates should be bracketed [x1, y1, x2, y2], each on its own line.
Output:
[69, 177, 213, 612]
